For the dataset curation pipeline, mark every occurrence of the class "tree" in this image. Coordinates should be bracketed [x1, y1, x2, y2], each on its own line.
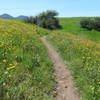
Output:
[24, 10, 61, 30]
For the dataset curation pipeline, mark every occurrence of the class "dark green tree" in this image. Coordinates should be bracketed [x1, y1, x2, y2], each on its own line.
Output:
[24, 10, 61, 29]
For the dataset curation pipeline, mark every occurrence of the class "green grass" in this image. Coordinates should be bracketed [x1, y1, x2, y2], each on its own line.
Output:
[0, 17, 100, 100]
[59, 17, 100, 42]
[0, 19, 55, 100]
[47, 32, 100, 100]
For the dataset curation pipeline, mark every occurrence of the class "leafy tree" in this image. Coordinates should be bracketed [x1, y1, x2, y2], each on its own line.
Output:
[24, 10, 61, 30]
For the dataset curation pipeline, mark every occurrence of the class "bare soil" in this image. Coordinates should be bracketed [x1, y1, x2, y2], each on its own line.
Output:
[41, 37, 80, 100]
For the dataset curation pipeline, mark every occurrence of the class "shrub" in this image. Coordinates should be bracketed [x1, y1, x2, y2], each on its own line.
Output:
[24, 17, 36, 24]
[80, 19, 94, 30]
[24, 10, 61, 30]
[80, 17, 100, 31]
[94, 17, 100, 31]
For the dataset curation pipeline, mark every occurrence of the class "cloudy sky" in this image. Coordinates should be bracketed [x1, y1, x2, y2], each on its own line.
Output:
[0, 0, 100, 17]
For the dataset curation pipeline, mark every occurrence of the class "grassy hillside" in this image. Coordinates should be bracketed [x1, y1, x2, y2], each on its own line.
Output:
[0, 19, 55, 100]
[59, 17, 100, 41]
[47, 31, 100, 100]
[0, 18, 99, 100]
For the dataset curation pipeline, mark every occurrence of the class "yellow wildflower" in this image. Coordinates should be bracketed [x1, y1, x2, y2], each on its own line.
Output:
[82, 56, 85, 59]
[6, 66, 16, 71]
[97, 82, 100, 84]
[95, 51, 100, 55]
[89, 85, 95, 90]
[97, 66, 100, 69]
[9, 64, 13, 66]
[96, 90, 100, 92]
[11, 66, 16, 69]
[3, 59, 7, 63]
[6, 68, 10, 70]
[96, 59, 100, 61]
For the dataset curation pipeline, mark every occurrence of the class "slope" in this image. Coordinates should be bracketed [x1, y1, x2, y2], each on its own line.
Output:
[59, 17, 100, 41]
[0, 19, 54, 100]
[47, 31, 100, 100]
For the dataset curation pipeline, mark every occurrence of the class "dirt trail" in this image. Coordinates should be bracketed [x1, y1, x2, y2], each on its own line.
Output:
[41, 37, 80, 100]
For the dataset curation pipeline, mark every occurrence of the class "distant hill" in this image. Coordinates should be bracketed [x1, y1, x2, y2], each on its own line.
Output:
[0, 14, 14, 19]
[15, 15, 28, 19]
[0, 14, 28, 19]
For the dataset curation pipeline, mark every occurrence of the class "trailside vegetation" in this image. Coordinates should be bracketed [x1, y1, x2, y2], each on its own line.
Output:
[47, 31, 100, 100]
[0, 19, 55, 100]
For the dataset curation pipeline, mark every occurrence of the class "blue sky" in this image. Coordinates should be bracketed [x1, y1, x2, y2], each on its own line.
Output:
[0, 0, 100, 17]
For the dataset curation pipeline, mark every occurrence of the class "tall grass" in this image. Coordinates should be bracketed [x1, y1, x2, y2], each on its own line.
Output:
[47, 31, 100, 100]
[0, 19, 55, 100]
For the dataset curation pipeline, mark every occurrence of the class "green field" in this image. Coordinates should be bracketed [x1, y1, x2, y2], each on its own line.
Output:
[59, 17, 100, 42]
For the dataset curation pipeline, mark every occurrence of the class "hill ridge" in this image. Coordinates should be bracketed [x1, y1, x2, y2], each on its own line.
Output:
[0, 13, 28, 19]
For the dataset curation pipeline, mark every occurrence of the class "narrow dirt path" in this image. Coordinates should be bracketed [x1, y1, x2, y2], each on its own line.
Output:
[41, 37, 80, 100]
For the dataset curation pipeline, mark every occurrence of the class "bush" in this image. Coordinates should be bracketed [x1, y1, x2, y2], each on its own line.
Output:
[24, 10, 61, 30]
[80, 19, 94, 30]
[80, 17, 100, 31]
[94, 17, 100, 31]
